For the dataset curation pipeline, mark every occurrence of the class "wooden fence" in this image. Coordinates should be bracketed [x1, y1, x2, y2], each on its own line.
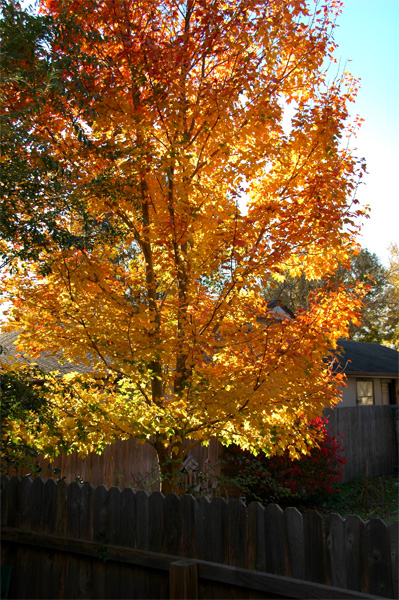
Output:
[1, 476, 398, 599]
[6, 407, 398, 490]
[325, 406, 399, 483]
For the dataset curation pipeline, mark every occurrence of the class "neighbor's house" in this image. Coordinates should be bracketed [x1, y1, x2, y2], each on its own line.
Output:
[334, 340, 399, 407]
[325, 340, 399, 482]
[0, 329, 91, 376]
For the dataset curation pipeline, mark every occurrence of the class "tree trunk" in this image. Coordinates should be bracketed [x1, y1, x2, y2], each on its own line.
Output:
[154, 439, 184, 496]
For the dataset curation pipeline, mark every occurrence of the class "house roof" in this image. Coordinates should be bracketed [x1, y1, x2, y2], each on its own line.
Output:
[336, 340, 399, 378]
[0, 329, 92, 375]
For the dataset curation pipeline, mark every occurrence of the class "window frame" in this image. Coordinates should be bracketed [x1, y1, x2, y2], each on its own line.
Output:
[356, 379, 374, 406]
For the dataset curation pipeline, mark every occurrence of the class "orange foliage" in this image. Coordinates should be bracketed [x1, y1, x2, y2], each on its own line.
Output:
[2, 0, 366, 491]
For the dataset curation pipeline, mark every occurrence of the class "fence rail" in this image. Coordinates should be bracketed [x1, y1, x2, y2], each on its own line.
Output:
[1, 476, 397, 599]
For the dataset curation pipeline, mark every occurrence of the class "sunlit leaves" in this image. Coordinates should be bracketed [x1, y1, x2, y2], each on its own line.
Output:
[2, 0, 366, 481]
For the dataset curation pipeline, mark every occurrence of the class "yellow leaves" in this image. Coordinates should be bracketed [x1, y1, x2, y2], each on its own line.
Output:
[0, 0, 368, 466]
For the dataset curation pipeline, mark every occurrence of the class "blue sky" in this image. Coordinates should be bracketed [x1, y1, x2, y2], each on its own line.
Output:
[333, 0, 399, 265]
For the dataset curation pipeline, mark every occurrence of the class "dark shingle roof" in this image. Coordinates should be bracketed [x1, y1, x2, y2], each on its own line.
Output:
[336, 340, 399, 377]
[0, 330, 92, 375]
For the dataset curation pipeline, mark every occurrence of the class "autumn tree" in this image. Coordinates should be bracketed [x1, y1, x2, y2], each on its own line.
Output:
[2, 0, 366, 493]
[263, 247, 396, 344]
[386, 244, 399, 348]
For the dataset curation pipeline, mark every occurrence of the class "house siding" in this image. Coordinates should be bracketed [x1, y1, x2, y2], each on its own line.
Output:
[338, 375, 398, 407]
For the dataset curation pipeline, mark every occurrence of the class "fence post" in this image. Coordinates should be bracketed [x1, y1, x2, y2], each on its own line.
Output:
[169, 559, 198, 600]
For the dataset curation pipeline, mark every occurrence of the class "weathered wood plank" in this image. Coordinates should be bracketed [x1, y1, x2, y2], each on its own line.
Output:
[170, 559, 198, 600]
[52, 479, 68, 599]
[19, 476, 33, 530]
[120, 487, 136, 547]
[283, 506, 304, 580]
[14, 544, 39, 599]
[264, 503, 285, 576]
[148, 490, 167, 600]
[208, 496, 227, 565]
[163, 494, 181, 556]
[325, 513, 347, 589]
[136, 489, 150, 551]
[6, 477, 21, 528]
[196, 560, 382, 600]
[117, 486, 137, 600]
[30, 477, 44, 531]
[345, 514, 367, 593]
[105, 486, 122, 600]
[55, 478, 68, 536]
[148, 490, 164, 551]
[80, 482, 94, 540]
[2, 528, 383, 599]
[194, 496, 210, 561]
[325, 406, 397, 483]
[389, 521, 398, 600]
[247, 502, 265, 572]
[79, 483, 94, 599]
[67, 481, 82, 538]
[303, 510, 327, 585]
[227, 497, 247, 568]
[65, 482, 82, 599]
[37, 548, 56, 600]
[92, 485, 109, 600]
[180, 494, 196, 558]
[42, 478, 57, 534]
[366, 518, 393, 598]
[0, 475, 9, 526]
[135, 489, 150, 598]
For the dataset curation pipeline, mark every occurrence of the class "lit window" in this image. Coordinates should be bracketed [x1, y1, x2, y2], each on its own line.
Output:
[356, 380, 374, 405]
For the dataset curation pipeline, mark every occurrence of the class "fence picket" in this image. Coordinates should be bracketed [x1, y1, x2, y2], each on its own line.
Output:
[247, 502, 265, 571]
[366, 518, 394, 598]
[389, 521, 398, 600]
[106, 487, 122, 600]
[303, 510, 327, 585]
[226, 498, 247, 569]
[119, 487, 138, 600]
[92, 485, 108, 600]
[163, 494, 181, 556]
[119, 487, 136, 547]
[19, 477, 33, 530]
[42, 479, 57, 534]
[65, 482, 83, 599]
[194, 496, 211, 561]
[264, 503, 285, 576]
[345, 514, 367, 593]
[325, 513, 347, 589]
[148, 490, 168, 600]
[39, 481, 58, 599]
[180, 494, 196, 558]
[30, 477, 44, 531]
[6, 477, 21, 528]
[283, 506, 304, 580]
[1, 475, 9, 526]
[148, 491, 164, 551]
[135, 490, 150, 551]
[37, 479, 58, 599]
[208, 496, 227, 565]
[1, 476, 396, 600]
[79, 483, 94, 600]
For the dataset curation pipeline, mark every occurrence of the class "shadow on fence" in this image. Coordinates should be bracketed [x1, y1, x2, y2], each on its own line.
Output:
[1, 476, 398, 599]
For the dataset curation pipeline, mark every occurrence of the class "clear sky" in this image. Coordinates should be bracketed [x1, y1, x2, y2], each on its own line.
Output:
[332, 0, 399, 265]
